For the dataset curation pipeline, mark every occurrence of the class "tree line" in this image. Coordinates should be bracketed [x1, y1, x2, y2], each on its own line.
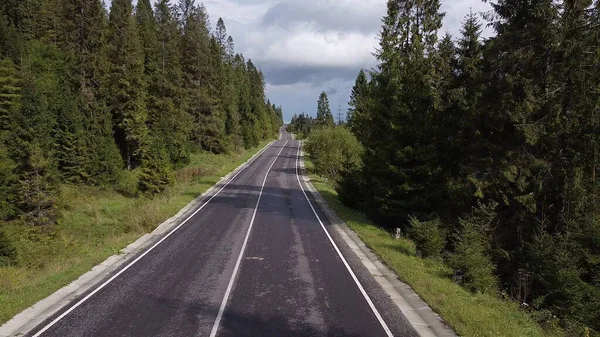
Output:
[308, 0, 599, 333]
[0, 0, 283, 227]
[287, 91, 335, 138]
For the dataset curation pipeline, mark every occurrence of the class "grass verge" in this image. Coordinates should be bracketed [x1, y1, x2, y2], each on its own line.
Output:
[0, 141, 271, 325]
[304, 158, 563, 337]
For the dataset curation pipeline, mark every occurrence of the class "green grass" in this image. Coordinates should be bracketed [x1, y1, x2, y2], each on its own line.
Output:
[0, 141, 271, 324]
[304, 159, 564, 337]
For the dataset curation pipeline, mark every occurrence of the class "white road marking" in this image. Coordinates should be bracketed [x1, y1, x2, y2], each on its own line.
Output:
[294, 142, 395, 337]
[209, 139, 289, 337]
[31, 140, 278, 337]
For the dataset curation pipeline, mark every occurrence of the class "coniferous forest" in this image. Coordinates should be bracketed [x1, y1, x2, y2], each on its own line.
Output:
[294, 0, 600, 333]
[0, 0, 282, 227]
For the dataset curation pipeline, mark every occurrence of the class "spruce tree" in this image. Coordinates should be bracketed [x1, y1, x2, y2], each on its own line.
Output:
[148, 0, 191, 164]
[0, 57, 19, 220]
[359, 0, 445, 225]
[0, 143, 17, 220]
[235, 54, 256, 148]
[62, 0, 122, 184]
[316, 91, 334, 127]
[0, 58, 20, 130]
[106, 0, 149, 169]
[135, 0, 159, 75]
[7, 73, 58, 226]
[138, 137, 174, 195]
[347, 69, 369, 142]
[179, 5, 227, 153]
[246, 59, 268, 145]
[17, 142, 58, 226]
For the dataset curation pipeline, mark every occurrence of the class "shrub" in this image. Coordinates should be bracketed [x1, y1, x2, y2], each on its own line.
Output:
[408, 216, 446, 258]
[449, 201, 499, 294]
[337, 166, 367, 210]
[138, 140, 174, 196]
[304, 127, 363, 185]
[114, 169, 140, 197]
[0, 230, 16, 266]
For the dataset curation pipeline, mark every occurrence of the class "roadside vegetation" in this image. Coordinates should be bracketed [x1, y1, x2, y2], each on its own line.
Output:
[0, 0, 283, 325]
[291, 0, 599, 334]
[305, 160, 563, 337]
[0, 141, 270, 324]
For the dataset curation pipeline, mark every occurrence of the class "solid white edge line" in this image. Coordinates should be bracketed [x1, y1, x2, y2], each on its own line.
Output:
[208, 139, 290, 337]
[294, 142, 395, 337]
[31, 140, 278, 337]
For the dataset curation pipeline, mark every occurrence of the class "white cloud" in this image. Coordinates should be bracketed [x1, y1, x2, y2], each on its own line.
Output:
[259, 26, 377, 68]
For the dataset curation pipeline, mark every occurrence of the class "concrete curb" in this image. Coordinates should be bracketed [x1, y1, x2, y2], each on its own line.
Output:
[298, 144, 458, 337]
[0, 140, 276, 337]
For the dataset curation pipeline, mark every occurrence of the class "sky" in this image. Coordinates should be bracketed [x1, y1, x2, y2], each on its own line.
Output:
[112, 0, 494, 122]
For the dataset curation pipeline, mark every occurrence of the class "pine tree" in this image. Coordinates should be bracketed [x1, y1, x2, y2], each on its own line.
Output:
[106, 0, 149, 169]
[316, 91, 334, 127]
[17, 142, 58, 226]
[0, 142, 17, 220]
[0, 14, 20, 61]
[0, 58, 20, 130]
[62, 0, 123, 184]
[0, 58, 19, 220]
[347, 69, 369, 142]
[441, 13, 485, 216]
[361, 0, 445, 226]
[222, 34, 242, 150]
[179, 5, 227, 153]
[148, 0, 191, 164]
[215, 18, 227, 49]
[138, 137, 174, 195]
[135, 0, 159, 75]
[246, 59, 268, 145]
[235, 54, 256, 148]
[7, 73, 58, 226]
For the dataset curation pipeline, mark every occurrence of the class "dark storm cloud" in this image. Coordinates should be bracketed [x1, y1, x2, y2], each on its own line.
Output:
[260, 63, 363, 87]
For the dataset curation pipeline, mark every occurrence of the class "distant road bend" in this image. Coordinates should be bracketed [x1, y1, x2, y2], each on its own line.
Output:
[28, 131, 418, 337]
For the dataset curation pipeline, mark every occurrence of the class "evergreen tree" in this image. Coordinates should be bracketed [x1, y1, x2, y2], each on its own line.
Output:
[246, 59, 268, 145]
[62, 0, 123, 184]
[362, 0, 445, 225]
[0, 57, 19, 220]
[138, 137, 174, 195]
[7, 73, 58, 226]
[347, 69, 369, 142]
[148, 0, 191, 164]
[441, 13, 485, 216]
[135, 0, 159, 75]
[316, 91, 334, 127]
[17, 142, 58, 226]
[106, 0, 149, 169]
[235, 54, 255, 148]
[0, 58, 20, 130]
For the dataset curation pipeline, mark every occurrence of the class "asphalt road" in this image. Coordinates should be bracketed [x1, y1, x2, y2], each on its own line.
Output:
[28, 132, 418, 337]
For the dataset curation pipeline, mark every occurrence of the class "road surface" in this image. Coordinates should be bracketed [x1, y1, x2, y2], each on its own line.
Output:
[28, 132, 418, 337]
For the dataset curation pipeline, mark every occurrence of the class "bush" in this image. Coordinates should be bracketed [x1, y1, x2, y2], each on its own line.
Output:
[304, 127, 363, 185]
[337, 165, 367, 210]
[114, 169, 140, 197]
[449, 201, 498, 294]
[138, 140, 174, 196]
[408, 216, 446, 258]
[0, 230, 16, 266]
